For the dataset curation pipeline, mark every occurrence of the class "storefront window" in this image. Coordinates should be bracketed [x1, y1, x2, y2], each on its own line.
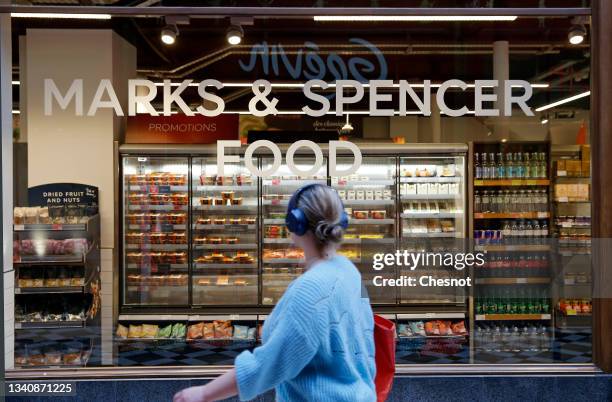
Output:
[7, 5, 593, 372]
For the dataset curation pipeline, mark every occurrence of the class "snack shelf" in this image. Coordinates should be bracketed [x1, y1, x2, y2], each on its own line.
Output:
[400, 194, 460, 200]
[402, 232, 459, 238]
[474, 278, 551, 285]
[195, 185, 257, 192]
[335, 179, 395, 187]
[474, 212, 550, 219]
[15, 286, 84, 294]
[129, 185, 188, 192]
[125, 244, 187, 251]
[474, 245, 551, 252]
[128, 205, 188, 211]
[193, 263, 257, 269]
[473, 179, 550, 186]
[399, 177, 461, 183]
[194, 244, 258, 250]
[401, 212, 461, 219]
[350, 219, 395, 225]
[128, 224, 187, 231]
[474, 314, 551, 321]
[15, 319, 87, 329]
[342, 200, 395, 206]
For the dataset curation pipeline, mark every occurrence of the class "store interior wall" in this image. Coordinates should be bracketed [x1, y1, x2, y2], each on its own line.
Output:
[21, 29, 136, 367]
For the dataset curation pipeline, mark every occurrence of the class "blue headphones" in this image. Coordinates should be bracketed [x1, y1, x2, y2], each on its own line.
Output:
[285, 183, 349, 236]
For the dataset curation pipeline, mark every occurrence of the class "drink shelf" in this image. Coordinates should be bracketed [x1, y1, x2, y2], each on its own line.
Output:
[15, 286, 84, 294]
[400, 194, 460, 200]
[125, 244, 187, 251]
[399, 177, 461, 183]
[194, 244, 258, 250]
[474, 277, 550, 285]
[128, 185, 188, 192]
[195, 185, 257, 192]
[474, 245, 551, 252]
[474, 212, 550, 219]
[128, 224, 187, 231]
[475, 314, 551, 321]
[474, 179, 550, 187]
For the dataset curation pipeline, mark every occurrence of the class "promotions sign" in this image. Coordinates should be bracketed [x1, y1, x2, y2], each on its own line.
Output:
[125, 114, 239, 144]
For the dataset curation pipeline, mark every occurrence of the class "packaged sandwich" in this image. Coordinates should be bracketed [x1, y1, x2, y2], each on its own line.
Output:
[127, 324, 143, 338]
[116, 324, 128, 338]
[202, 323, 215, 339]
[451, 321, 467, 335]
[158, 324, 173, 338]
[142, 324, 159, 339]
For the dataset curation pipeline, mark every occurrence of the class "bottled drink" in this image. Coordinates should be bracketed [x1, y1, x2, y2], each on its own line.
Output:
[482, 153, 490, 179]
[518, 220, 526, 237]
[524, 153, 531, 178]
[502, 190, 511, 213]
[501, 326, 512, 352]
[506, 153, 514, 178]
[475, 153, 482, 179]
[474, 190, 481, 213]
[489, 153, 497, 179]
[497, 152, 505, 179]
[541, 221, 549, 237]
[510, 325, 521, 352]
[481, 190, 490, 213]
[533, 220, 541, 238]
[525, 220, 534, 237]
[530, 152, 538, 179]
[515, 153, 524, 178]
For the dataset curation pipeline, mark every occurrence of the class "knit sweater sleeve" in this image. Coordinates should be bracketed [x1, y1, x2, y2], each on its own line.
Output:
[234, 279, 328, 401]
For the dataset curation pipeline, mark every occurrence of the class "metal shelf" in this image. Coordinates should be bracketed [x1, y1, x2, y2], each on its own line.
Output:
[195, 185, 256, 191]
[474, 179, 550, 186]
[401, 212, 461, 219]
[193, 263, 257, 269]
[400, 194, 460, 200]
[474, 212, 550, 219]
[400, 177, 461, 183]
[475, 314, 551, 321]
[125, 244, 187, 251]
[129, 185, 188, 192]
[15, 286, 84, 294]
[194, 244, 258, 250]
[15, 320, 86, 329]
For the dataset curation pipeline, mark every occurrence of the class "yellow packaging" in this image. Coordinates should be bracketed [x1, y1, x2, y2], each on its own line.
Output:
[581, 161, 590, 177]
[555, 184, 567, 198]
[577, 184, 590, 201]
[556, 160, 566, 173]
[580, 145, 591, 162]
[566, 160, 581, 176]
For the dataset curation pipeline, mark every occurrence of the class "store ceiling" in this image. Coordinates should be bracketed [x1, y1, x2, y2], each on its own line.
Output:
[10, 1, 591, 111]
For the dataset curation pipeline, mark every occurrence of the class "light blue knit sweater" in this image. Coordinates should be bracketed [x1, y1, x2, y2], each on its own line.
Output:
[235, 255, 376, 402]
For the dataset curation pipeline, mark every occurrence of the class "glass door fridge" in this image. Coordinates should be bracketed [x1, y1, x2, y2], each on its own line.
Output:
[191, 157, 258, 306]
[260, 158, 327, 305]
[331, 156, 397, 304]
[122, 156, 190, 306]
[398, 155, 467, 304]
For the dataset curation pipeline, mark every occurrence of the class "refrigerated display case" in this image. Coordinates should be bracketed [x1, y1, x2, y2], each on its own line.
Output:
[122, 156, 190, 306]
[331, 156, 397, 304]
[261, 157, 326, 305]
[191, 157, 258, 306]
[118, 144, 472, 366]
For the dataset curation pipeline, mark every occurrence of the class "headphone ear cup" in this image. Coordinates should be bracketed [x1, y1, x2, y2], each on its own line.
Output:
[339, 211, 349, 229]
[286, 208, 309, 236]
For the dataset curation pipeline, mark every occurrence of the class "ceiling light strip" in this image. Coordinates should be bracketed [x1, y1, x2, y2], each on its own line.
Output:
[535, 91, 591, 112]
[152, 82, 549, 89]
[313, 15, 517, 22]
[11, 12, 111, 20]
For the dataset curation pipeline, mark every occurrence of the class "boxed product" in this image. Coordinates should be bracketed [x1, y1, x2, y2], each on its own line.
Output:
[438, 183, 449, 195]
[581, 145, 591, 162]
[428, 183, 439, 195]
[556, 160, 566, 175]
[581, 161, 590, 177]
[566, 160, 581, 176]
[417, 183, 428, 195]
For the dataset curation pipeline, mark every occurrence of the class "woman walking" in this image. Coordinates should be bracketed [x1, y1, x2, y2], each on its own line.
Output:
[174, 183, 376, 402]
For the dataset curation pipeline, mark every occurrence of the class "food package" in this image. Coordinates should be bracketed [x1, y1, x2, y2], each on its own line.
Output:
[214, 320, 233, 339]
[142, 324, 159, 339]
[202, 323, 215, 339]
[409, 321, 426, 336]
[63, 352, 82, 366]
[233, 325, 249, 340]
[417, 183, 429, 194]
[171, 323, 186, 339]
[45, 349, 62, 365]
[428, 183, 439, 195]
[247, 327, 257, 340]
[424, 321, 439, 336]
[29, 350, 45, 366]
[158, 324, 173, 338]
[187, 322, 204, 340]
[581, 145, 591, 162]
[451, 321, 467, 335]
[116, 324, 129, 338]
[14, 207, 25, 225]
[438, 321, 453, 335]
[127, 325, 143, 338]
[25, 207, 38, 224]
[397, 323, 413, 337]
[371, 210, 386, 220]
[38, 207, 51, 224]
